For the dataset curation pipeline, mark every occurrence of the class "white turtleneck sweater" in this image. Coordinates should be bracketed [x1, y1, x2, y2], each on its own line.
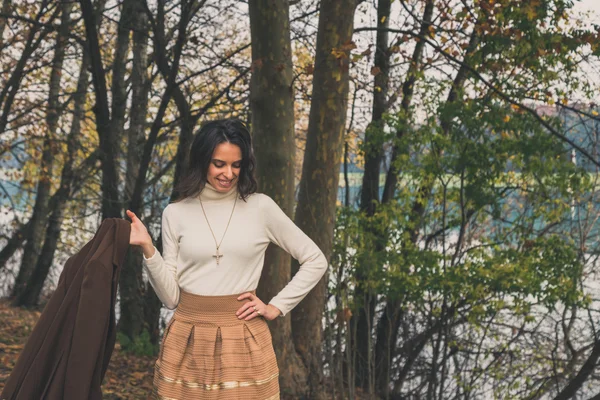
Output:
[142, 182, 328, 316]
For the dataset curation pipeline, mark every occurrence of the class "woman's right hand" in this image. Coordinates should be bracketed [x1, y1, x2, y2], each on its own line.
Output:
[126, 210, 155, 258]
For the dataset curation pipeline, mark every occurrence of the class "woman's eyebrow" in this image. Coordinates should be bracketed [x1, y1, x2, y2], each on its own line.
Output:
[212, 159, 242, 163]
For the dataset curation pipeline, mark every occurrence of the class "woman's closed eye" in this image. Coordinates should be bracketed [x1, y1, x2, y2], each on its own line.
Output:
[213, 162, 241, 168]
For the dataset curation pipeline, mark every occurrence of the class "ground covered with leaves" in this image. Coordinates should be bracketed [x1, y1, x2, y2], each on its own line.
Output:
[0, 300, 156, 399]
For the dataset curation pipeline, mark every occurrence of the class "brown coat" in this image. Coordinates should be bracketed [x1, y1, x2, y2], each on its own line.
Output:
[1, 218, 131, 400]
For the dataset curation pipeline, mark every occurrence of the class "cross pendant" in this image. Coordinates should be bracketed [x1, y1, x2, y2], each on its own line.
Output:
[213, 248, 223, 265]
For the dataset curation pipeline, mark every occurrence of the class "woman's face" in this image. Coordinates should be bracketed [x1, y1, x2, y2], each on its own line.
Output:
[207, 142, 242, 192]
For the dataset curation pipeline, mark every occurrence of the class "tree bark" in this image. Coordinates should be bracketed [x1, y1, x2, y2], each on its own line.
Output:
[248, 0, 308, 396]
[367, 0, 433, 394]
[11, 0, 108, 305]
[374, 17, 480, 397]
[360, 0, 390, 216]
[354, 0, 391, 392]
[110, 0, 133, 160]
[0, 0, 12, 50]
[119, 0, 152, 342]
[552, 338, 600, 400]
[0, 147, 100, 275]
[0, 222, 31, 273]
[381, 0, 433, 203]
[355, 0, 433, 391]
[146, 0, 196, 200]
[79, 0, 121, 219]
[13, 1, 72, 305]
[19, 43, 92, 308]
[291, 0, 357, 397]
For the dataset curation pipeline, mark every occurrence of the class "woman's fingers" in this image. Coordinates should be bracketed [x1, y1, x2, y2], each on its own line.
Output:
[128, 211, 146, 232]
[241, 305, 261, 321]
[236, 292, 254, 314]
[238, 305, 256, 320]
[237, 292, 254, 301]
[127, 210, 149, 246]
[236, 295, 265, 320]
[244, 312, 258, 321]
[236, 300, 254, 317]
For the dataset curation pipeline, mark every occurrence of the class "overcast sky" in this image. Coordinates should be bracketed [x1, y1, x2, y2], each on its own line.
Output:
[575, 0, 600, 19]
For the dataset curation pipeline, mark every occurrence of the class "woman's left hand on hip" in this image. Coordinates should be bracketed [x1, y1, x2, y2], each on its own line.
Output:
[236, 292, 281, 321]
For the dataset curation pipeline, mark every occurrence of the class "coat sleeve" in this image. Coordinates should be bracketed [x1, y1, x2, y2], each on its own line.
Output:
[64, 258, 112, 399]
[260, 194, 328, 316]
[142, 204, 180, 309]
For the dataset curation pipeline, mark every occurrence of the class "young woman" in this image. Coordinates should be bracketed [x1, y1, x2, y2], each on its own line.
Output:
[127, 118, 327, 400]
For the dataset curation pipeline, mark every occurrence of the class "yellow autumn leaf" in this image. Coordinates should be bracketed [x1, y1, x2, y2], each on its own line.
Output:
[525, 7, 537, 20]
[132, 372, 145, 380]
[503, 115, 511, 122]
[428, 25, 435, 38]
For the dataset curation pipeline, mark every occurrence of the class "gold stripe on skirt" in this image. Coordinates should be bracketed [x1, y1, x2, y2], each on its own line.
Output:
[153, 290, 280, 400]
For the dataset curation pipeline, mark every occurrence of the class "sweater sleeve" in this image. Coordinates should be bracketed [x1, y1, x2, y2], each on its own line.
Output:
[260, 194, 328, 316]
[142, 204, 180, 309]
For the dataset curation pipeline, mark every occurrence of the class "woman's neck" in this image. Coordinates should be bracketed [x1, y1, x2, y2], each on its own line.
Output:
[199, 181, 239, 202]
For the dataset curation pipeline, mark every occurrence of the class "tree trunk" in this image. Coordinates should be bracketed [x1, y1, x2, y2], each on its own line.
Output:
[79, 0, 121, 219]
[126, 0, 150, 209]
[291, 0, 357, 397]
[381, 0, 434, 204]
[0, 222, 31, 273]
[134, 0, 163, 346]
[0, 0, 12, 50]
[549, 339, 600, 400]
[0, 149, 100, 277]
[352, 0, 433, 394]
[374, 298, 402, 395]
[248, 0, 309, 396]
[373, 20, 479, 397]
[18, 44, 91, 307]
[147, 0, 195, 201]
[8, 0, 107, 304]
[359, 0, 390, 216]
[119, 0, 152, 342]
[13, 1, 71, 305]
[0, 146, 100, 274]
[354, 0, 391, 392]
[110, 0, 133, 160]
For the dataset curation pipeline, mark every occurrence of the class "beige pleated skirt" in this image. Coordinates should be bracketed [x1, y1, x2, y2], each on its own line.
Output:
[152, 290, 280, 400]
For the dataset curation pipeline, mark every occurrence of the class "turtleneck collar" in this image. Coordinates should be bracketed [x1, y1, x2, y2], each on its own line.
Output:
[198, 181, 239, 202]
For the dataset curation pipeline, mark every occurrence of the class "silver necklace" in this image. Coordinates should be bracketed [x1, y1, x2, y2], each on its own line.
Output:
[199, 191, 237, 265]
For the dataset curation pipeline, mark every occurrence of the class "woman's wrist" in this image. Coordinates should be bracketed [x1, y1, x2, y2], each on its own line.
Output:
[267, 304, 282, 319]
[141, 242, 156, 259]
